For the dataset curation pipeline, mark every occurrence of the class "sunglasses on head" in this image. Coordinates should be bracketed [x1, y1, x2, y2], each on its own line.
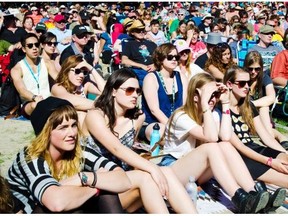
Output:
[74, 68, 89, 76]
[134, 28, 145, 33]
[233, 80, 250, 88]
[26, 42, 40, 49]
[247, 67, 261, 73]
[167, 54, 180, 61]
[44, 41, 58, 47]
[210, 91, 221, 101]
[216, 42, 227, 48]
[120, 87, 142, 96]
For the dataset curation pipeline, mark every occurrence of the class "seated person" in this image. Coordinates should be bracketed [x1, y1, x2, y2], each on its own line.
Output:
[51, 55, 105, 127]
[11, 33, 57, 118]
[270, 49, 288, 87]
[141, 43, 188, 141]
[121, 19, 157, 87]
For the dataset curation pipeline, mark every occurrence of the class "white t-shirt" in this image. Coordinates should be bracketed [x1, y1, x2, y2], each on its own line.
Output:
[163, 110, 220, 159]
[174, 64, 204, 80]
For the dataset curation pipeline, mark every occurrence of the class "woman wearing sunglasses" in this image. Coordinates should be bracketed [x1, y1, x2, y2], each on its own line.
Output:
[39, 32, 61, 83]
[51, 55, 105, 127]
[205, 42, 235, 81]
[141, 43, 188, 141]
[244, 51, 288, 149]
[173, 39, 204, 80]
[222, 66, 288, 210]
[160, 72, 285, 213]
[82, 68, 196, 213]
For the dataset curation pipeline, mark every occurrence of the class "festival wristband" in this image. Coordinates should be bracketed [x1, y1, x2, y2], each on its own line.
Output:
[266, 157, 273, 167]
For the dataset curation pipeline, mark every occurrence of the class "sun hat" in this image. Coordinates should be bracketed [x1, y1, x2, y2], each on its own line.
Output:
[173, 39, 191, 53]
[30, 97, 73, 135]
[59, 5, 66, 9]
[47, 7, 59, 15]
[128, 19, 145, 32]
[257, 13, 266, 20]
[31, 6, 38, 11]
[206, 32, 222, 45]
[122, 17, 133, 28]
[230, 3, 236, 9]
[259, 25, 275, 34]
[202, 13, 214, 21]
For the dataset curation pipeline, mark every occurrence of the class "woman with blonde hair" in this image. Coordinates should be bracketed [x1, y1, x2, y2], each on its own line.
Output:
[160, 72, 286, 213]
[205, 42, 235, 81]
[6, 97, 131, 213]
[51, 55, 105, 126]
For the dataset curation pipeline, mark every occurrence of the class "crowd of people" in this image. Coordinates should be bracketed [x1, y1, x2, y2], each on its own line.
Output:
[0, 1, 288, 214]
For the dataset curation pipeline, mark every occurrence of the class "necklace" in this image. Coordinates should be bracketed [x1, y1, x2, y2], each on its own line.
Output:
[24, 57, 41, 94]
[157, 71, 175, 114]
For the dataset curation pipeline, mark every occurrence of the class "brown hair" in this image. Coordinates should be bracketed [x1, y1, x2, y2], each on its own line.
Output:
[152, 43, 177, 71]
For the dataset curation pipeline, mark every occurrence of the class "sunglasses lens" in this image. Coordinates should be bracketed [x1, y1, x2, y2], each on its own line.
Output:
[248, 67, 261, 73]
[210, 91, 221, 100]
[74, 69, 88, 76]
[235, 81, 250, 88]
[27, 43, 40, 49]
[167, 55, 180, 61]
[123, 87, 142, 95]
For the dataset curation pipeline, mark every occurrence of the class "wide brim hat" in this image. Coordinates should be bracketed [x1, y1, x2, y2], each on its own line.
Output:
[206, 32, 223, 45]
[202, 13, 214, 21]
[122, 17, 133, 28]
[128, 19, 145, 32]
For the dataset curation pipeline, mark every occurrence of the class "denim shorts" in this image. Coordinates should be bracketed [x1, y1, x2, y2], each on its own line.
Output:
[158, 154, 177, 167]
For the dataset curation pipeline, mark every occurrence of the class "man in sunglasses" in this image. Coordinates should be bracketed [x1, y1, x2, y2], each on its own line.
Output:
[121, 19, 157, 87]
[169, 8, 187, 39]
[10, 33, 55, 118]
[60, 24, 95, 67]
[248, 25, 282, 72]
[48, 14, 72, 53]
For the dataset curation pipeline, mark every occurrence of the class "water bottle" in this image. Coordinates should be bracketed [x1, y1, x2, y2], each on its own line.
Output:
[185, 176, 198, 207]
[150, 123, 160, 157]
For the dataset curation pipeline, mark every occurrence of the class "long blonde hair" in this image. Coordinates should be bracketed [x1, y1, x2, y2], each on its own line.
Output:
[167, 73, 216, 145]
[26, 105, 83, 181]
[223, 66, 256, 134]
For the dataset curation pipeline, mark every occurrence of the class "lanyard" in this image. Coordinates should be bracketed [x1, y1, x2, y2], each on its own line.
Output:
[157, 71, 175, 114]
[24, 57, 40, 94]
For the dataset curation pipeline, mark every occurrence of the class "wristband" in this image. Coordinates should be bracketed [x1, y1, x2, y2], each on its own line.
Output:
[266, 157, 273, 167]
[222, 109, 230, 115]
[91, 170, 97, 188]
[95, 188, 100, 197]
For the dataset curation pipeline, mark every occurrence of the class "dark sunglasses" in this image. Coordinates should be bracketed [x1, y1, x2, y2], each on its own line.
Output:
[120, 87, 142, 96]
[167, 54, 180, 61]
[233, 80, 250, 88]
[74, 68, 89, 76]
[178, 13, 184, 16]
[26, 42, 40, 49]
[179, 50, 190, 55]
[262, 32, 275, 36]
[267, 24, 276, 27]
[216, 42, 227, 48]
[77, 33, 89, 39]
[134, 28, 145, 34]
[247, 67, 261, 73]
[44, 41, 58, 47]
[36, 30, 46, 34]
[210, 91, 221, 101]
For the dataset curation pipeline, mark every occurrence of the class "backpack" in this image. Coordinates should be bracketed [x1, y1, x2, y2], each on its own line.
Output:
[0, 74, 21, 118]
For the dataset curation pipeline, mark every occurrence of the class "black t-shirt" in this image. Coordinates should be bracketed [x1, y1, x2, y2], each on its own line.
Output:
[194, 53, 208, 69]
[198, 23, 211, 34]
[122, 38, 157, 66]
[0, 27, 27, 44]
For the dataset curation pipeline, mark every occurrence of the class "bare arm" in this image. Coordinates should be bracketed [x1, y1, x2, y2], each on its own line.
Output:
[272, 77, 287, 88]
[252, 84, 276, 107]
[121, 55, 148, 70]
[207, 64, 224, 81]
[51, 84, 94, 111]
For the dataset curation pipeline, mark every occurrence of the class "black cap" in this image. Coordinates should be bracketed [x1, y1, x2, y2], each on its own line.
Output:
[30, 97, 73, 135]
[79, 10, 89, 20]
[72, 24, 90, 35]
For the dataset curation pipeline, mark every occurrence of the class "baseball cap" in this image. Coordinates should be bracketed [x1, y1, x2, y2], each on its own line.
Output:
[259, 25, 275, 34]
[54, 14, 65, 23]
[72, 24, 91, 35]
[173, 39, 191, 53]
[35, 22, 47, 31]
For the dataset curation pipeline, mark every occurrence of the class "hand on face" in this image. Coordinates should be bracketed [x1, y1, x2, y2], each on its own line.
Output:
[216, 82, 230, 103]
[197, 82, 218, 107]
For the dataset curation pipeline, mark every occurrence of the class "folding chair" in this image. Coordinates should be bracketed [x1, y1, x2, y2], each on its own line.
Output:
[270, 82, 288, 118]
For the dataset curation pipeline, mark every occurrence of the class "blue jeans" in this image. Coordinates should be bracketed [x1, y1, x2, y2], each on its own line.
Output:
[158, 154, 177, 166]
[132, 68, 148, 87]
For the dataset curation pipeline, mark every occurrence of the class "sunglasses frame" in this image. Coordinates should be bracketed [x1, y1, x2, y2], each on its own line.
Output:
[247, 67, 261, 73]
[74, 68, 89, 76]
[26, 42, 40, 49]
[167, 54, 180, 61]
[77, 33, 90, 39]
[209, 91, 221, 101]
[45, 41, 59, 47]
[120, 87, 142, 96]
[134, 28, 145, 34]
[233, 80, 251, 88]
